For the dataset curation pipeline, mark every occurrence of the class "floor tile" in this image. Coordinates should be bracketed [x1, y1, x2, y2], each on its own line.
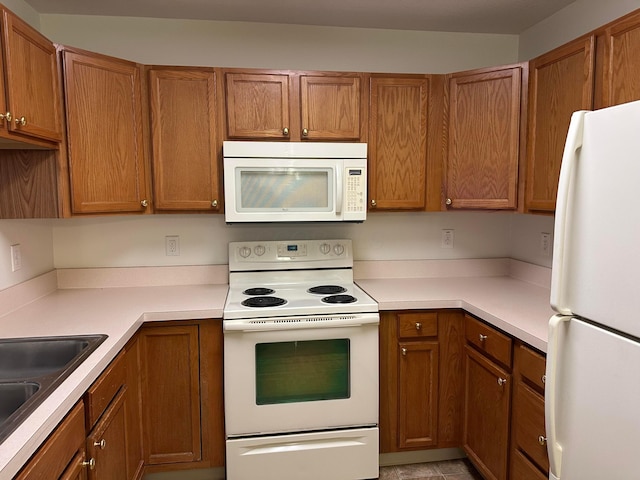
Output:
[394, 462, 443, 478]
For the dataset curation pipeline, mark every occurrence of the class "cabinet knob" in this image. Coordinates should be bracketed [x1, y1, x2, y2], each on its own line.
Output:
[479, 334, 488, 342]
[538, 435, 547, 446]
[283, 127, 289, 136]
[14, 116, 26, 127]
[415, 322, 422, 330]
[140, 199, 148, 208]
[82, 458, 96, 470]
[0, 112, 11, 122]
[94, 439, 106, 449]
[497, 377, 507, 386]
[542, 374, 546, 384]
[401, 347, 407, 356]
[371, 199, 377, 207]
[302, 128, 309, 137]
[211, 199, 218, 208]
[445, 198, 452, 206]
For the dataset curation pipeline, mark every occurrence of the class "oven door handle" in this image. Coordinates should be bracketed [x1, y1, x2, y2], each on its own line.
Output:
[223, 313, 379, 332]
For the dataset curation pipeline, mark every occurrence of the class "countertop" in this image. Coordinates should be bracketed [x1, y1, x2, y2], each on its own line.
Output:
[0, 260, 554, 479]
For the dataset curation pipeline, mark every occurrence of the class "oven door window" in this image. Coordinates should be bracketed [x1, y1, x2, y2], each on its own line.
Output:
[237, 168, 333, 212]
[255, 339, 350, 405]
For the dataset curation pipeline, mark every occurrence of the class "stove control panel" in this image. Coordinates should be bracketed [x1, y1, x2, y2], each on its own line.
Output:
[229, 239, 353, 271]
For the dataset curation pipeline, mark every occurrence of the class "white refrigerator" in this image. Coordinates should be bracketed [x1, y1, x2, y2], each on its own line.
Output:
[546, 100, 640, 480]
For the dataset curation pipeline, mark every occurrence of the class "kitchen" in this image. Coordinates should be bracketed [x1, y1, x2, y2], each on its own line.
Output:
[1, 0, 640, 479]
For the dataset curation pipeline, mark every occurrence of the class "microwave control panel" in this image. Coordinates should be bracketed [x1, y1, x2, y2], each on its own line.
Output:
[345, 167, 366, 214]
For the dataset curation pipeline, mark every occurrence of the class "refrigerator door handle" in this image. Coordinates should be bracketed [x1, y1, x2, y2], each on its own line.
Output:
[545, 314, 571, 480]
[550, 111, 587, 315]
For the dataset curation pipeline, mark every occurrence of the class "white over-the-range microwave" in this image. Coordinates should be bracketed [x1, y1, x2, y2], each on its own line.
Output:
[223, 141, 367, 223]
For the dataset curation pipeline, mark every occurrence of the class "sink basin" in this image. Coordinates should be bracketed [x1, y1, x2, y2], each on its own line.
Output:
[0, 334, 107, 444]
[0, 382, 40, 425]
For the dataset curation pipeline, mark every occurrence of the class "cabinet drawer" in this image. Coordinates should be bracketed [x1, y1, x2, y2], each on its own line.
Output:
[510, 449, 547, 480]
[398, 312, 438, 338]
[513, 382, 549, 473]
[85, 352, 126, 428]
[465, 315, 512, 367]
[516, 344, 546, 392]
[15, 402, 85, 480]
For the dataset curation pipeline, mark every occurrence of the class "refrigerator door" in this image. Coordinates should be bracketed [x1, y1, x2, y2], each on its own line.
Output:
[546, 315, 640, 480]
[551, 100, 640, 338]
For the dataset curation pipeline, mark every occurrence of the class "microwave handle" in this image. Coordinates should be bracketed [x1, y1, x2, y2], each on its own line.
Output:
[336, 166, 343, 214]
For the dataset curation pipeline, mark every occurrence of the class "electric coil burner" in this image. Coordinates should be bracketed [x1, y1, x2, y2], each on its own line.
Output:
[223, 239, 379, 480]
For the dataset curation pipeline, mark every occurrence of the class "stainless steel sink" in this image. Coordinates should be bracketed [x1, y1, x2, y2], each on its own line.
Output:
[0, 334, 107, 444]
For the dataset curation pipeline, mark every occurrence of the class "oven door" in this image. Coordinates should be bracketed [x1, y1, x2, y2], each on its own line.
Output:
[223, 313, 379, 436]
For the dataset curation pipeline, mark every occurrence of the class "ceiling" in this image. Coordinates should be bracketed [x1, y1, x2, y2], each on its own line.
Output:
[22, 0, 577, 34]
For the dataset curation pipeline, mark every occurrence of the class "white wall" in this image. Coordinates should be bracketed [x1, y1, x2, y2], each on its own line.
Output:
[39, 15, 518, 73]
[519, 0, 640, 60]
[1, 0, 40, 29]
[0, 220, 54, 290]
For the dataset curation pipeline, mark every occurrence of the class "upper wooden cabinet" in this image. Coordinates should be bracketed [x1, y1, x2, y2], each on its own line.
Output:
[596, 9, 640, 108]
[445, 64, 524, 210]
[368, 75, 430, 211]
[148, 67, 222, 212]
[62, 48, 150, 215]
[525, 36, 595, 213]
[223, 70, 367, 142]
[0, 7, 62, 144]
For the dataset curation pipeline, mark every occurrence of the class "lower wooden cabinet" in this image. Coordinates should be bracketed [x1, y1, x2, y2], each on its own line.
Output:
[138, 320, 224, 473]
[15, 402, 87, 480]
[379, 310, 464, 452]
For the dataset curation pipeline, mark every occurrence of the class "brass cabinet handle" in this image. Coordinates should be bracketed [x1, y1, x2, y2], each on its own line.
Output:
[140, 199, 148, 208]
[82, 458, 96, 470]
[415, 322, 422, 330]
[497, 377, 507, 386]
[371, 199, 377, 207]
[401, 347, 407, 356]
[15, 116, 26, 126]
[211, 200, 218, 208]
[538, 435, 547, 446]
[479, 334, 488, 342]
[94, 439, 106, 449]
[445, 198, 452, 206]
[302, 128, 309, 136]
[283, 127, 289, 136]
[0, 112, 11, 122]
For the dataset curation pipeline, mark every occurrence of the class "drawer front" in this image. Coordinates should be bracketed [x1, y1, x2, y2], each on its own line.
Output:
[15, 402, 85, 480]
[513, 382, 549, 473]
[516, 344, 546, 391]
[465, 315, 512, 367]
[85, 352, 126, 428]
[398, 312, 438, 339]
[510, 449, 547, 480]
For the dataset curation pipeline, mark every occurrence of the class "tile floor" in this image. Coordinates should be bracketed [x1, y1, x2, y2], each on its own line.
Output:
[379, 459, 483, 480]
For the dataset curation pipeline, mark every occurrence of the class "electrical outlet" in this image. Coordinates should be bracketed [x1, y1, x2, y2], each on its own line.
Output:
[165, 236, 180, 256]
[11, 244, 22, 272]
[540, 232, 551, 257]
[441, 229, 454, 249]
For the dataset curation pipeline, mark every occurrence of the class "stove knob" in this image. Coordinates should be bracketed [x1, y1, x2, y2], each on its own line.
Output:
[333, 243, 345, 256]
[319, 243, 331, 255]
[239, 246, 252, 258]
[254, 245, 266, 256]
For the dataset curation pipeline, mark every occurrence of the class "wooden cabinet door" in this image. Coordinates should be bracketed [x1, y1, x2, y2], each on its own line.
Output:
[446, 65, 522, 210]
[86, 388, 128, 480]
[59, 450, 88, 480]
[63, 49, 150, 214]
[139, 324, 202, 465]
[368, 76, 429, 210]
[526, 36, 594, 212]
[398, 340, 439, 448]
[463, 345, 511, 480]
[149, 67, 221, 211]
[225, 72, 291, 139]
[299, 74, 364, 141]
[598, 10, 640, 108]
[1, 8, 61, 142]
